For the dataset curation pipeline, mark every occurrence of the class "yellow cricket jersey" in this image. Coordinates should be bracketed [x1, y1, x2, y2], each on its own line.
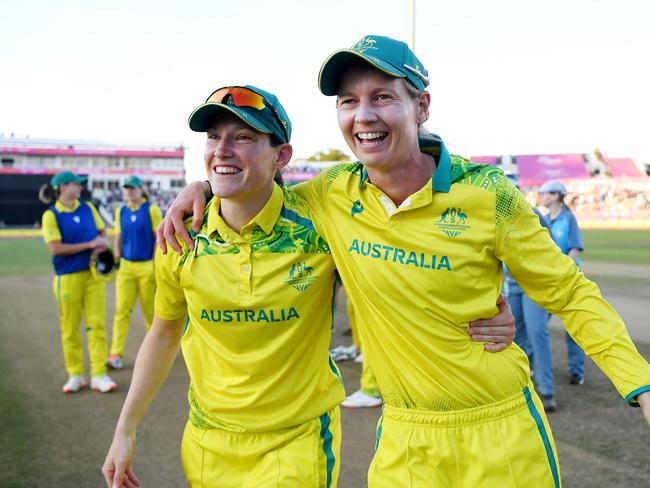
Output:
[294, 139, 650, 411]
[155, 183, 345, 433]
[114, 198, 162, 234]
[42, 199, 105, 243]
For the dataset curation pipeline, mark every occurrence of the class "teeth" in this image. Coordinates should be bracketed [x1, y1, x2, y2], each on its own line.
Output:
[357, 132, 386, 140]
[214, 167, 240, 174]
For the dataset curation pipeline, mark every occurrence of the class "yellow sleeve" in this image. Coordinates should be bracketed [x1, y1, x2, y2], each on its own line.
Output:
[86, 201, 106, 231]
[41, 209, 61, 243]
[154, 246, 188, 321]
[494, 176, 650, 405]
[292, 173, 327, 237]
[149, 203, 162, 232]
[114, 207, 122, 234]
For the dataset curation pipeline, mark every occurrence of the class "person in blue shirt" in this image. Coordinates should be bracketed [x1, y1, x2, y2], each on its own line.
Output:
[504, 207, 557, 411]
[539, 180, 586, 385]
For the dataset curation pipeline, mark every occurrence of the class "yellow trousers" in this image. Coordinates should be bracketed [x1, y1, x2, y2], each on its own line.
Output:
[369, 385, 561, 487]
[348, 297, 380, 397]
[181, 407, 341, 488]
[110, 259, 155, 356]
[52, 271, 107, 377]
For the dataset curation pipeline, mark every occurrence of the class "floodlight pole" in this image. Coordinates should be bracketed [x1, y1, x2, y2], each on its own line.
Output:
[410, 0, 416, 52]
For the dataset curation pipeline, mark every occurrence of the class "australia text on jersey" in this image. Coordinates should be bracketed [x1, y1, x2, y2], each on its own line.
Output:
[348, 239, 451, 271]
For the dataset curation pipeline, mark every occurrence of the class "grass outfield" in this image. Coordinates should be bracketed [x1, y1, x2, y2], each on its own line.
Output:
[0, 230, 648, 277]
[581, 229, 650, 264]
[0, 238, 52, 276]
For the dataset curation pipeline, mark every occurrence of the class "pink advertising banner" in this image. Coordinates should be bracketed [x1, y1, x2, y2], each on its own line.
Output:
[470, 156, 498, 165]
[604, 158, 643, 177]
[515, 154, 589, 186]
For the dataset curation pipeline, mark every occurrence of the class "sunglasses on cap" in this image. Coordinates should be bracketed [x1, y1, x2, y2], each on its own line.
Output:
[206, 86, 288, 143]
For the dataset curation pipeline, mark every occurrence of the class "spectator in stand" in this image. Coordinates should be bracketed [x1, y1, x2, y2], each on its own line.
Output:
[539, 180, 586, 386]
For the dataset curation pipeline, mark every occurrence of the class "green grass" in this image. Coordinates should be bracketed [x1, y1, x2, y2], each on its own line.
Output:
[0, 356, 43, 483]
[581, 230, 650, 264]
[0, 229, 647, 278]
[0, 238, 52, 276]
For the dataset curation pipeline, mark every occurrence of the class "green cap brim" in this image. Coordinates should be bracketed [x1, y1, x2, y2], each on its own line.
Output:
[188, 103, 274, 135]
[318, 50, 406, 96]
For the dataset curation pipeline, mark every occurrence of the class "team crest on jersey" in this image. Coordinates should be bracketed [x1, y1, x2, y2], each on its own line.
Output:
[351, 199, 364, 217]
[434, 207, 470, 238]
[351, 37, 377, 54]
[131, 215, 137, 222]
[285, 262, 317, 291]
[73, 216, 81, 224]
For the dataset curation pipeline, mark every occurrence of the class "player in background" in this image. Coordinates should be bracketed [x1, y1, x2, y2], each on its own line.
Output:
[39, 171, 117, 394]
[107, 175, 161, 370]
[539, 180, 586, 386]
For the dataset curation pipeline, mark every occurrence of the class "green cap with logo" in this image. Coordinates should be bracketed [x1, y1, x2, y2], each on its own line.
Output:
[50, 171, 86, 189]
[188, 85, 292, 144]
[123, 175, 143, 188]
[318, 35, 430, 96]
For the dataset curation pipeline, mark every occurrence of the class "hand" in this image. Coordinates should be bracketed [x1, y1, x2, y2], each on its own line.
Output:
[156, 181, 207, 255]
[89, 236, 109, 252]
[637, 391, 650, 426]
[468, 294, 516, 353]
[102, 432, 140, 488]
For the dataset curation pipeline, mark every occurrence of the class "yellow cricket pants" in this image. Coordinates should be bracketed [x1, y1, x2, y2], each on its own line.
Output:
[348, 297, 380, 397]
[181, 406, 341, 488]
[110, 259, 155, 356]
[369, 385, 561, 488]
[52, 270, 107, 377]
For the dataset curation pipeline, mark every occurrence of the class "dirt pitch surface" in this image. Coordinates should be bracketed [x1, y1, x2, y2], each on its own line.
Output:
[1, 261, 649, 487]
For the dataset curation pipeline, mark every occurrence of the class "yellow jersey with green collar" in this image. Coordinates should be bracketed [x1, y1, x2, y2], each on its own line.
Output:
[154, 183, 344, 432]
[294, 139, 650, 411]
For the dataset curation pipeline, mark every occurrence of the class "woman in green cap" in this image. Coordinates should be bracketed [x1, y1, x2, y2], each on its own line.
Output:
[107, 175, 162, 370]
[39, 171, 117, 393]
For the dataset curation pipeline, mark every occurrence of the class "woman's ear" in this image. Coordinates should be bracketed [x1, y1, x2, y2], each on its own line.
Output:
[273, 143, 293, 171]
[417, 91, 431, 124]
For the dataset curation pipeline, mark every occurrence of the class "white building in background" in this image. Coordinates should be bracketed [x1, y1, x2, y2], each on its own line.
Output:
[0, 136, 185, 192]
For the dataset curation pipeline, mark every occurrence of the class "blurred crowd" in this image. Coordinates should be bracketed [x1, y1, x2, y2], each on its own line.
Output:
[525, 182, 650, 222]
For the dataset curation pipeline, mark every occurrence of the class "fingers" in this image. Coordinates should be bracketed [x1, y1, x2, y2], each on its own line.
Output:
[102, 464, 115, 488]
[162, 218, 183, 256]
[484, 343, 508, 353]
[156, 222, 168, 254]
[470, 335, 513, 344]
[124, 467, 141, 488]
[191, 198, 205, 233]
[169, 212, 193, 251]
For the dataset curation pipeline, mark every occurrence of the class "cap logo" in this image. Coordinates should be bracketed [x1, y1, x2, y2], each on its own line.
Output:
[351, 37, 377, 54]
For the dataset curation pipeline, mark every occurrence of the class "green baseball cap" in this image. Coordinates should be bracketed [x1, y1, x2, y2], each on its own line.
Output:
[188, 85, 292, 144]
[51, 171, 86, 189]
[123, 175, 143, 188]
[318, 35, 430, 96]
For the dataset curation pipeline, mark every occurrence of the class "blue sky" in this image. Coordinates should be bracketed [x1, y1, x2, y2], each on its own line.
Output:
[2, 0, 649, 180]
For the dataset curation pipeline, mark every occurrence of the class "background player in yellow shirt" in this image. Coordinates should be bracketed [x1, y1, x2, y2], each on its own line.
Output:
[40, 171, 117, 394]
[107, 175, 162, 370]
[161, 36, 650, 487]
